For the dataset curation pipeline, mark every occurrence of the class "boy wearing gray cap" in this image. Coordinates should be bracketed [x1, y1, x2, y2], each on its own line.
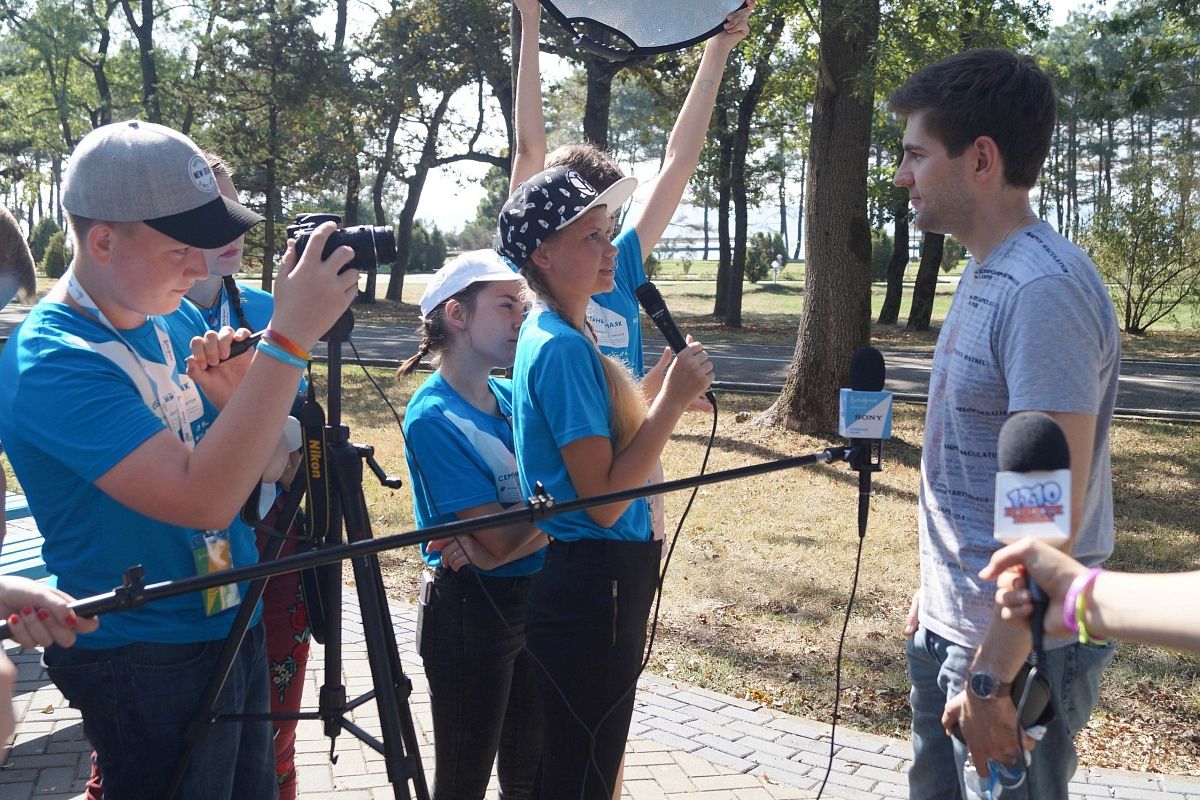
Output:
[0, 120, 360, 800]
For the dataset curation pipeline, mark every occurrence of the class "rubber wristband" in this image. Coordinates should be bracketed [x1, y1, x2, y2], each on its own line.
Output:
[256, 339, 308, 370]
[1063, 567, 1106, 643]
[264, 327, 312, 361]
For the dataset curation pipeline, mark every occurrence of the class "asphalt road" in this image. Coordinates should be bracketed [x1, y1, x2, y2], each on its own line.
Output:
[2, 307, 1197, 416]
[341, 322, 1199, 416]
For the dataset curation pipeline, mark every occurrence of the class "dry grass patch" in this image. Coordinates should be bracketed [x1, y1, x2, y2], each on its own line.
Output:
[334, 370, 1199, 775]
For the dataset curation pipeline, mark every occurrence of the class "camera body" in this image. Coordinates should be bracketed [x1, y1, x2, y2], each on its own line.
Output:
[287, 213, 397, 272]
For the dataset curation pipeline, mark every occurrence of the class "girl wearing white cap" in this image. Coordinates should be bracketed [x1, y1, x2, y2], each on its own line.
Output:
[498, 167, 713, 799]
[398, 250, 547, 799]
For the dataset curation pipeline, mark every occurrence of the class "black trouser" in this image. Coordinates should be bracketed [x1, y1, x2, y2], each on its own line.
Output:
[524, 538, 662, 800]
[420, 568, 542, 800]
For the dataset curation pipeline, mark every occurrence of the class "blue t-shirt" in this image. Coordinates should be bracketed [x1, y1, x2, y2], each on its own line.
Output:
[512, 308, 652, 542]
[586, 227, 645, 376]
[404, 373, 544, 577]
[0, 300, 260, 648]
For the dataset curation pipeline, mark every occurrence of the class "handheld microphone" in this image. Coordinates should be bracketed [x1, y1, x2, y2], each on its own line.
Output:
[995, 412, 1071, 656]
[996, 412, 1068, 730]
[837, 346, 892, 538]
[634, 281, 716, 406]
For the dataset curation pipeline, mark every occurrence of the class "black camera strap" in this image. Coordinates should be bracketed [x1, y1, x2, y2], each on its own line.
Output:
[299, 383, 335, 643]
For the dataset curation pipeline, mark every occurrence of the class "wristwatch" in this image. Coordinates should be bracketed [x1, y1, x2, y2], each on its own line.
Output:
[968, 670, 1012, 700]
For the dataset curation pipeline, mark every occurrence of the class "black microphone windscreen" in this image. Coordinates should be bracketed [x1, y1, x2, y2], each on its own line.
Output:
[848, 346, 885, 392]
[997, 411, 1070, 473]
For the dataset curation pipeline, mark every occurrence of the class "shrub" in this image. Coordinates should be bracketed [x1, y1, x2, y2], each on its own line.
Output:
[42, 231, 68, 279]
[28, 217, 59, 263]
[871, 228, 893, 281]
[644, 251, 660, 280]
[941, 236, 966, 272]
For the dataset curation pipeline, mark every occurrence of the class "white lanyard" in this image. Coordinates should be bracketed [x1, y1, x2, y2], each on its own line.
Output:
[217, 284, 232, 329]
[65, 269, 202, 450]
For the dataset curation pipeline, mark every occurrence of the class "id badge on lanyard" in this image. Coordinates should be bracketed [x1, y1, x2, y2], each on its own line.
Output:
[192, 529, 242, 615]
[65, 270, 205, 448]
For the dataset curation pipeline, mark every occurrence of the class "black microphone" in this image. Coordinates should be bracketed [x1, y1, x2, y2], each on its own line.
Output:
[839, 346, 889, 538]
[635, 281, 715, 406]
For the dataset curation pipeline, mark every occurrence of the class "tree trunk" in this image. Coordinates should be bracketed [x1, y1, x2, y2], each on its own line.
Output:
[756, 0, 879, 434]
[582, 41, 622, 149]
[370, 110, 401, 304]
[721, 13, 784, 329]
[702, 175, 710, 261]
[120, 0, 161, 122]
[793, 154, 806, 260]
[712, 115, 734, 317]
[385, 91, 452, 303]
[260, 104, 280, 292]
[877, 194, 909, 324]
[906, 232, 942, 331]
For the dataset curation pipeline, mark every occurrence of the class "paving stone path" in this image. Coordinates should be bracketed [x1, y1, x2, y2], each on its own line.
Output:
[4, 588, 1199, 799]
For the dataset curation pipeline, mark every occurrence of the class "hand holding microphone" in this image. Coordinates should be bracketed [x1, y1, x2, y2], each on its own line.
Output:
[635, 282, 716, 408]
[982, 539, 1088, 638]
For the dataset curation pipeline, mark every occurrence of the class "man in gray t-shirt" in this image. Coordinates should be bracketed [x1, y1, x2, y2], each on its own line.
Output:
[891, 50, 1120, 798]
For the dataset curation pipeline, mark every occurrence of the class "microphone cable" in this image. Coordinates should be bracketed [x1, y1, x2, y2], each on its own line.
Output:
[815, 472, 869, 799]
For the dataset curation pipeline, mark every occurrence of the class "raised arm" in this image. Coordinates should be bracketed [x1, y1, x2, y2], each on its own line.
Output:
[629, 1, 754, 260]
[510, 0, 546, 192]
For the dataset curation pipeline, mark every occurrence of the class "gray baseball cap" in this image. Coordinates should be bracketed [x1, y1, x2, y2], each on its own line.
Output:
[62, 120, 264, 249]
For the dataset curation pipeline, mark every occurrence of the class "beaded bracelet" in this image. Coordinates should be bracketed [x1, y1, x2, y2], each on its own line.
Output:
[1063, 567, 1107, 645]
[257, 339, 308, 370]
[264, 327, 312, 362]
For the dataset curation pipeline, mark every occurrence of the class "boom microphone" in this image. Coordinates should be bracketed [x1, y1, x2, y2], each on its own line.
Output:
[635, 281, 716, 406]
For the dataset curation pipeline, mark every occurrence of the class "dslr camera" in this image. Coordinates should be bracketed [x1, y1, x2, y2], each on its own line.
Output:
[287, 213, 397, 272]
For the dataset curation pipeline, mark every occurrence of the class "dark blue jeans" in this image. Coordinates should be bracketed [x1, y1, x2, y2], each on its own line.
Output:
[525, 538, 662, 800]
[44, 622, 276, 800]
[420, 568, 542, 800]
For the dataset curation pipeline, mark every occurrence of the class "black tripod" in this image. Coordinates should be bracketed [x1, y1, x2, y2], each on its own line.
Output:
[166, 308, 430, 800]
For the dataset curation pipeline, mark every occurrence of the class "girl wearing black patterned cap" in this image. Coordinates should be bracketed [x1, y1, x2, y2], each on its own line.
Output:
[498, 166, 713, 799]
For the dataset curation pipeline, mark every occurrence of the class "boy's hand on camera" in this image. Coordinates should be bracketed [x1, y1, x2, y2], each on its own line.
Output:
[270, 222, 359, 352]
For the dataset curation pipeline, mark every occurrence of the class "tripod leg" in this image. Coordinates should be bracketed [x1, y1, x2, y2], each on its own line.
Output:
[331, 436, 429, 800]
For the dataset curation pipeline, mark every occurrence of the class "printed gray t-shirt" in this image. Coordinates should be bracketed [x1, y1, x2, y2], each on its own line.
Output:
[918, 221, 1120, 650]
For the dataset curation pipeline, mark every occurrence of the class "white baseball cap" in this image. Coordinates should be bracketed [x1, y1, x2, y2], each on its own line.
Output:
[419, 249, 524, 320]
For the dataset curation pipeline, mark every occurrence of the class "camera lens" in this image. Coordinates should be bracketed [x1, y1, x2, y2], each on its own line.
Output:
[287, 216, 395, 272]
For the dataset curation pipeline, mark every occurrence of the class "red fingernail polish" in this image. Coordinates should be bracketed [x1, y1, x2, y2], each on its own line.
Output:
[66, 613, 78, 628]
[7, 614, 18, 626]
[36, 608, 49, 621]
[21, 606, 32, 616]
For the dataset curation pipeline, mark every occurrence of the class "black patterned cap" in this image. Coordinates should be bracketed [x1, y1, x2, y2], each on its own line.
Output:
[496, 166, 637, 267]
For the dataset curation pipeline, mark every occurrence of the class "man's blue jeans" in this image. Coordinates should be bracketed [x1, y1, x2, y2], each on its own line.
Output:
[44, 622, 277, 800]
[907, 625, 1114, 799]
